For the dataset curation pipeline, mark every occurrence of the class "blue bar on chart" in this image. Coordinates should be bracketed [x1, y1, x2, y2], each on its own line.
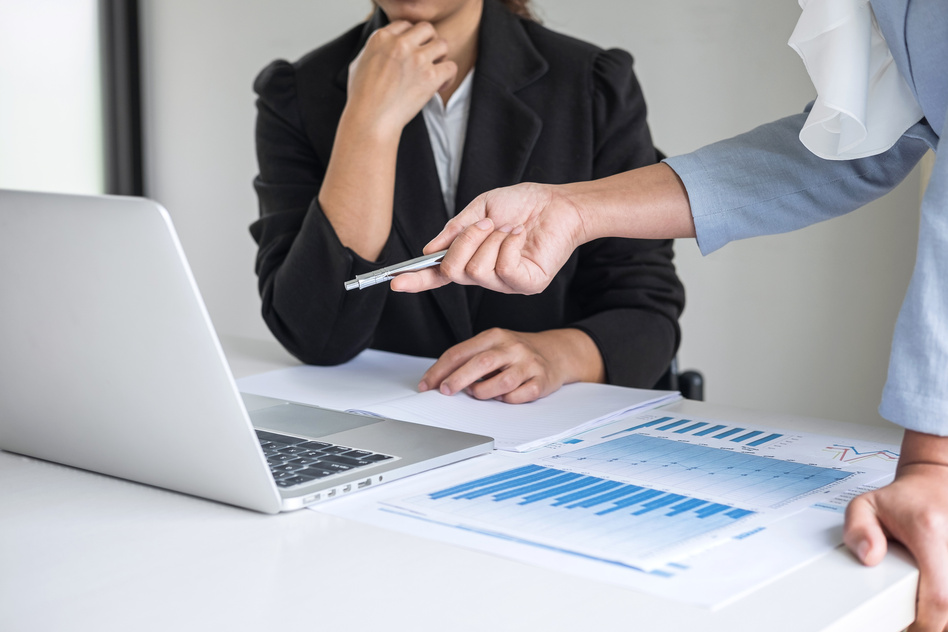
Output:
[603, 415, 784, 447]
[748, 433, 784, 447]
[547, 434, 852, 507]
[408, 464, 757, 563]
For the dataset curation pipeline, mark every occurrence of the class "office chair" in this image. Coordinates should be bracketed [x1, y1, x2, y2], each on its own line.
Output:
[653, 357, 704, 401]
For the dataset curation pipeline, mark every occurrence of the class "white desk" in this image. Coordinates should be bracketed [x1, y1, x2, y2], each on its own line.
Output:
[0, 336, 919, 632]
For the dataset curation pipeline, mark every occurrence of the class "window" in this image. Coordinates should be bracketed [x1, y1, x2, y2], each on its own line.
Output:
[0, 0, 142, 195]
[0, 0, 105, 194]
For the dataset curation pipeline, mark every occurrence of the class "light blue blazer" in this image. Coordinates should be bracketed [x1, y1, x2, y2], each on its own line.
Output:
[665, 0, 948, 434]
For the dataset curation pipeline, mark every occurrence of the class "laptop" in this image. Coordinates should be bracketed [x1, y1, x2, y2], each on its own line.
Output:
[0, 189, 493, 513]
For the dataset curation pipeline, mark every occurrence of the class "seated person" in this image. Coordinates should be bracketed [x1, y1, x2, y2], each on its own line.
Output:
[250, 0, 684, 403]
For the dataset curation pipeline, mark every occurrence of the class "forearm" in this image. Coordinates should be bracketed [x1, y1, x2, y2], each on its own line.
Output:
[318, 110, 401, 261]
[559, 163, 696, 244]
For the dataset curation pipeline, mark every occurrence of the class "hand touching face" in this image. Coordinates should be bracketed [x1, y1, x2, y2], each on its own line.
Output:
[346, 20, 456, 135]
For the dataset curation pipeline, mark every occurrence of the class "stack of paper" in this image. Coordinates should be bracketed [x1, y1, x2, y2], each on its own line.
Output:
[236, 349, 680, 452]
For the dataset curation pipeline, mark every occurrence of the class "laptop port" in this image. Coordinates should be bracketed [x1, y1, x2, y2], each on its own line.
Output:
[342, 484, 352, 493]
[358, 479, 372, 489]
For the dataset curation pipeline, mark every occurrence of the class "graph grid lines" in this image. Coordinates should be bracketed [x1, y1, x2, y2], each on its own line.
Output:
[547, 434, 852, 508]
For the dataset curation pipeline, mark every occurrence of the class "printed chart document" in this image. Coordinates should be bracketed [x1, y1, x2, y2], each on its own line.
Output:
[313, 410, 900, 608]
[237, 349, 680, 452]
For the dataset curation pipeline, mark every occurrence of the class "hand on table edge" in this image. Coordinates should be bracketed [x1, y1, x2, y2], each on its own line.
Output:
[844, 429, 948, 632]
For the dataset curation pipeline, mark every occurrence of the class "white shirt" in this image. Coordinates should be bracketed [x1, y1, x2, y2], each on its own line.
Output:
[422, 69, 474, 216]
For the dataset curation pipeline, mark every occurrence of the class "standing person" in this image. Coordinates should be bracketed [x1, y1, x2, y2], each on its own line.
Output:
[251, 0, 684, 404]
[393, 0, 947, 629]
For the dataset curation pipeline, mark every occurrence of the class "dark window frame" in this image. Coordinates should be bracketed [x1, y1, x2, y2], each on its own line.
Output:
[99, 0, 144, 196]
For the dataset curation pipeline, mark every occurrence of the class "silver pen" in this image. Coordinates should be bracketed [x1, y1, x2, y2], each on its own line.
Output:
[344, 250, 448, 291]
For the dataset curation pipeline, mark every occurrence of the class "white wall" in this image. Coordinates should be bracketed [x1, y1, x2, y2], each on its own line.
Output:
[140, 0, 920, 429]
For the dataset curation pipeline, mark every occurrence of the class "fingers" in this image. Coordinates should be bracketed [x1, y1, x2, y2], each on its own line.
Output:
[392, 218, 505, 294]
[846, 461, 948, 632]
[465, 223, 518, 286]
[418, 330, 554, 404]
[436, 219, 496, 283]
[492, 377, 545, 404]
[418, 333, 504, 395]
[911, 541, 948, 632]
[349, 20, 454, 131]
[424, 198, 488, 253]
[843, 492, 889, 566]
[392, 21, 453, 77]
[389, 268, 450, 293]
[382, 20, 413, 36]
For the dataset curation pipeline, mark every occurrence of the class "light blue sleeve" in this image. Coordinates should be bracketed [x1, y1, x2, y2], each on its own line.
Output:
[664, 110, 934, 255]
[880, 110, 948, 436]
[664, 106, 946, 435]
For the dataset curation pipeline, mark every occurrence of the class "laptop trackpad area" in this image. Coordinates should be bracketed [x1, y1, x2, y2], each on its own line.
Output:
[250, 402, 381, 438]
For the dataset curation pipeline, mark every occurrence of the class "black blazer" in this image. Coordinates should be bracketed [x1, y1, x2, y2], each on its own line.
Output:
[250, 0, 685, 388]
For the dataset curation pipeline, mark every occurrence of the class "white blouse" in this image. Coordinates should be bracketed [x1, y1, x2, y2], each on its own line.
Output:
[788, 0, 923, 159]
[422, 69, 474, 216]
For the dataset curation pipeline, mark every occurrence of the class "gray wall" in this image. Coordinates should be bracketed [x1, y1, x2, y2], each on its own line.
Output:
[140, 0, 921, 428]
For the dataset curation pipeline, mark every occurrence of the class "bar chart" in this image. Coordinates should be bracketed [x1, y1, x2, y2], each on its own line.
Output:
[603, 415, 786, 448]
[547, 433, 852, 508]
[403, 463, 756, 565]
[392, 431, 857, 567]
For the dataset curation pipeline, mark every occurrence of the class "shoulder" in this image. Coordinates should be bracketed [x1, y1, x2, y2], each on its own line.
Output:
[253, 20, 366, 100]
[520, 20, 636, 90]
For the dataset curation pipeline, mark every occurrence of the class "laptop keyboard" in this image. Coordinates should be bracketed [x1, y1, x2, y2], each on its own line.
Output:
[255, 429, 393, 489]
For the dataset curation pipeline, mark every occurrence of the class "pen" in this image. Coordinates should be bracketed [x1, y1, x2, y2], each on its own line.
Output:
[344, 250, 448, 291]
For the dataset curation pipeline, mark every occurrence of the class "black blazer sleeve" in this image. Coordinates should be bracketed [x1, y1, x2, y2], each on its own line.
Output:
[565, 49, 684, 387]
[250, 57, 402, 364]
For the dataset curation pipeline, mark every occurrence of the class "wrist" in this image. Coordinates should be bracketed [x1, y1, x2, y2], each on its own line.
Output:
[897, 429, 948, 471]
[551, 182, 599, 247]
[543, 328, 605, 385]
[337, 104, 403, 147]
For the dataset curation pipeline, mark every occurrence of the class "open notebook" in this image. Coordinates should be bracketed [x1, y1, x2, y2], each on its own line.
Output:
[237, 350, 681, 452]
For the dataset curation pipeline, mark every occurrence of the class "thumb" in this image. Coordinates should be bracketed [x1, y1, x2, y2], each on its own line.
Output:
[843, 493, 889, 566]
[425, 197, 488, 254]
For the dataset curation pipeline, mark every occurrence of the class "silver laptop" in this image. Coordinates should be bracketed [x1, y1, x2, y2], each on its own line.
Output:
[0, 189, 493, 513]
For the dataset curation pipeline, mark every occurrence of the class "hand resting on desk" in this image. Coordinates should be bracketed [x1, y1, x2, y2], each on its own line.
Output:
[845, 430, 948, 632]
[418, 327, 605, 404]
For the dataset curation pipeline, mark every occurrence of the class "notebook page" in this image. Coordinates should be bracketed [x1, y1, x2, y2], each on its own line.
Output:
[359, 383, 680, 452]
[236, 349, 433, 411]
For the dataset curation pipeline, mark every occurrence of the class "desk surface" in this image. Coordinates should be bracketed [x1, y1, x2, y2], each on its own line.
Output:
[0, 335, 919, 632]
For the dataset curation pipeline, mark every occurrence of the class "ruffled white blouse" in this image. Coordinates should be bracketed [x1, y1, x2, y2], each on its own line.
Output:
[788, 0, 924, 159]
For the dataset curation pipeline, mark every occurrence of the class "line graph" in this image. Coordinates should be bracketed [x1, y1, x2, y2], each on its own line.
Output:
[823, 444, 900, 464]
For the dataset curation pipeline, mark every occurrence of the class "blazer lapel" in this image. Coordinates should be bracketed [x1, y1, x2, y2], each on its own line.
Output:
[455, 0, 546, 209]
[455, 0, 548, 316]
[392, 115, 475, 343]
